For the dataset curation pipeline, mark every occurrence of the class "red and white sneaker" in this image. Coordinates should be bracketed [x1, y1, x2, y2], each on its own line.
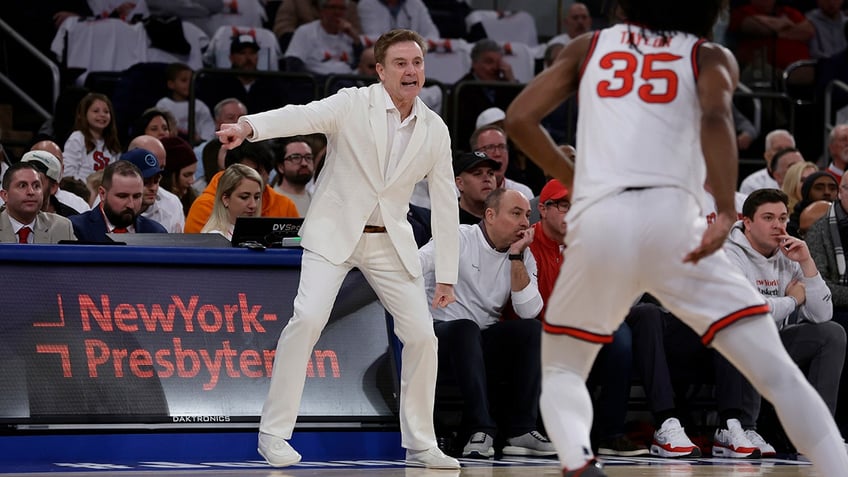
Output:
[712, 419, 761, 459]
[651, 417, 702, 458]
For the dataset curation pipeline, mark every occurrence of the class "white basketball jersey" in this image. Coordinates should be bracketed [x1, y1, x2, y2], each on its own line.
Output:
[572, 23, 708, 217]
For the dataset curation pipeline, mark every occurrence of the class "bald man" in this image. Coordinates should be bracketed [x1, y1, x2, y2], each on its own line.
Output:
[126, 135, 185, 233]
[30, 140, 91, 213]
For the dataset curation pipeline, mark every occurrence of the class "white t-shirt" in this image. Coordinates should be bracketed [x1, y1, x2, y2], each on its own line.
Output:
[63, 130, 121, 181]
[155, 97, 216, 141]
[285, 20, 355, 76]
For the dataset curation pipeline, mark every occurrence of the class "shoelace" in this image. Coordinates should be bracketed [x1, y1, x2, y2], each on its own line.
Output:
[469, 432, 489, 444]
[660, 422, 692, 445]
[529, 430, 550, 442]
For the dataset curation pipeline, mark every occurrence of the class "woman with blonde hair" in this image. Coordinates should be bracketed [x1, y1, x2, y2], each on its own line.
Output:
[201, 164, 263, 239]
[781, 161, 818, 212]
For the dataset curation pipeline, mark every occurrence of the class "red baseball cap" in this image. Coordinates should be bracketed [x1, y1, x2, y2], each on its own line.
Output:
[539, 179, 569, 203]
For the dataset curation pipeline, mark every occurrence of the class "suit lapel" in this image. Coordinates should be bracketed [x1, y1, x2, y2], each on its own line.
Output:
[369, 85, 388, 181]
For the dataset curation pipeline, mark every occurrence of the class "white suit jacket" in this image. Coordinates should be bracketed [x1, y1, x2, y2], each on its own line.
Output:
[241, 83, 459, 283]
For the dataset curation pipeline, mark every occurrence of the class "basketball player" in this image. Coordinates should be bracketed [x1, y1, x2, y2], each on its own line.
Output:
[504, 1, 848, 476]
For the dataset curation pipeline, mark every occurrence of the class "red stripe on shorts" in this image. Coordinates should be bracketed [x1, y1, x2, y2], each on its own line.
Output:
[701, 304, 770, 346]
[542, 319, 614, 344]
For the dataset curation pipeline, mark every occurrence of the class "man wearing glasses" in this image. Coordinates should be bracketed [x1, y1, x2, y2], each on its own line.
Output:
[470, 125, 534, 200]
[272, 137, 314, 215]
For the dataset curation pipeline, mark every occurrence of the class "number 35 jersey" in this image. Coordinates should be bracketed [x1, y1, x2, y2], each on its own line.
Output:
[572, 23, 708, 218]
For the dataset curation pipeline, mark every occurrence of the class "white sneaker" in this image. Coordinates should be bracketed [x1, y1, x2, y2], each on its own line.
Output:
[744, 429, 776, 457]
[405, 447, 461, 469]
[712, 419, 760, 459]
[502, 430, 557, 457]
[651, 417, 701, 458]
[462, 432, 494, 458]
[257, 432, 302, 467]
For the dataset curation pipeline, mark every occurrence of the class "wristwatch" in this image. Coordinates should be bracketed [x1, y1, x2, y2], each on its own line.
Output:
[508, 253, 523, 261]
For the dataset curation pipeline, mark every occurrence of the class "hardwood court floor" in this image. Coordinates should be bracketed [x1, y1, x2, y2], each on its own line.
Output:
[0, 459, 819, 477]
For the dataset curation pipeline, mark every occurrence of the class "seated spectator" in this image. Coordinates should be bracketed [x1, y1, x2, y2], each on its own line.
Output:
[788, 171, 838, 237]
[30, 139, 91, 213]
[0, 162, 76, 243]
[271, 136, 313, 216]
[357, 0, 439, 40]
[470, 125, 536, 199]
[184, 141, 299, 233]
[155, 62, 216, 144]
[201, 163, 263, 239]
[769, 147, 806, 191]
[824, 124, 848, 182]
[806, 0, 847, 59]
[806, 170, 848, 435]
[547, 2, 592, 46]
[193, 98, 248, 192]
[739, 129, 795, 195]
[454, 151, 499, 224]
[131, 108, 173, 141]
[726, 188, 846, 452]
[284, 0, 363, 76]
[419, 188, 554, 458]
[20, 150, 81, 217]
[60, 176, 92, 206]
[453, 40, 521, 150]
[160, 136, 199, 217]
[127, 135, 186, 234]
[196, 33, 291, 117]
[272, 0, 360, 53]
[729, 0, 814, 80]
[63, 93, 122, 181]
[70, 160, 168, 241]
[782, 160, 819, 212]
[528, 180, 646, 457]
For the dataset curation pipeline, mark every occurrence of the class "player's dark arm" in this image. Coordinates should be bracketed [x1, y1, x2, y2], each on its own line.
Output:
[504, 33, 592, 188]
[698, 42, 740, 223]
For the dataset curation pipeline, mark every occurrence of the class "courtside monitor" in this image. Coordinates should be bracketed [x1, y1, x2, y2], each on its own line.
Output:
[231, 217, 304, 248]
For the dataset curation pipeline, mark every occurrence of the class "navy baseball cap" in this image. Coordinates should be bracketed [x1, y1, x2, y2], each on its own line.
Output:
[122, 148, 162, 179]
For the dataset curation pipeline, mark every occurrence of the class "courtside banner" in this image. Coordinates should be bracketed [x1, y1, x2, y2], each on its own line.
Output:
[0, 246, 397, 426]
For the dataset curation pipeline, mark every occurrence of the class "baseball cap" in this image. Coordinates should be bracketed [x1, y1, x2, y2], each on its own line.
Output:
[453, 151, 500, 176]
[538, 179, 569, 204]
[231, 33, 260, 54]
[122, 148, 162, 179]
[21, 150, 62, 183]
[475, 107, 506, 129]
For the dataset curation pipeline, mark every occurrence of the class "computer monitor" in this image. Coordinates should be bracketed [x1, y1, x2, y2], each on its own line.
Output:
[231, 217, 304, 248]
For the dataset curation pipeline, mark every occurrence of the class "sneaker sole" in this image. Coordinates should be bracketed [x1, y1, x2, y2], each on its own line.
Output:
[597, 447, 651, 457]
[712, 446, 761, 459]
[650, 444, 701, 458]
[462, 449, 494, 458]
[257, 446, 301, 467]
[501, 445, 557, 457]
[404, 459, 461, 469]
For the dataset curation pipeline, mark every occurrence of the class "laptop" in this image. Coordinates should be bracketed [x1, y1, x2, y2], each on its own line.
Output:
[231, 217, 304, 248]
[106, 233, 233, 248]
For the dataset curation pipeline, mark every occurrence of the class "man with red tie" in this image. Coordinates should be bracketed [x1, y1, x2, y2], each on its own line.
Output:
[0, 161, 76, 243]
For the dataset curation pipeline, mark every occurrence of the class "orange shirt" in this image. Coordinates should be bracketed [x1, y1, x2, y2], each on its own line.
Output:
[184, 170, 300, 233]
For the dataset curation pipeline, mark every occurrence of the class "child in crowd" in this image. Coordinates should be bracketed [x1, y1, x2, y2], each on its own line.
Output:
[156, 63, 216, 145]
[63, 93, 121, 181]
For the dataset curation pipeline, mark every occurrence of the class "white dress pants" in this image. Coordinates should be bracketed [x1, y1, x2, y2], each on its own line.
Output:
[259, 233, 438, 451]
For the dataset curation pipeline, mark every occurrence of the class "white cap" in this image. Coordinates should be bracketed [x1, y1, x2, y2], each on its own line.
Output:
[21, 150, 62, 183]
[475, 107, 506, 129]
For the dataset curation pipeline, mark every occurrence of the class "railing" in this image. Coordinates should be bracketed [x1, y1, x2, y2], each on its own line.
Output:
[0, 17, 59, 121]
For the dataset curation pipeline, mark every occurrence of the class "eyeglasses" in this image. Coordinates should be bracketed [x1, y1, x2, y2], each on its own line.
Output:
[475, 143, 507, 154]
[284, 154, 314, 163]
[544, 200, 571, 212]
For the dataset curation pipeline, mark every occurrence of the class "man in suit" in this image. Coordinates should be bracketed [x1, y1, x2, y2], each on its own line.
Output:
[0, 161, 76, 243]
[70, 160, 167, 242]
[217, 29, 460, 469]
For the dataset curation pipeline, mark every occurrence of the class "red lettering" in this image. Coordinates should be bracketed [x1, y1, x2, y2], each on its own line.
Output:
[224, 304, 238, 333]
[85, 339, 110, 377]
[155, 349, 174, 377]
[239, 293, 264, 332]
[114, 303, 138, 332]
[130, 349, 154, 378]
[92, 151, 110, 171]
[172, 295, 199, 332]
[173, 338, 200, 377]
[111, 348, 128, 377]
[240, 350, 263, 377]
[79, 294, 112, 331]
[313, 350, 340, 378]
[137, 303, 176, 332]
[197, 304, 222, 333]
[36, 344, 72, 377]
